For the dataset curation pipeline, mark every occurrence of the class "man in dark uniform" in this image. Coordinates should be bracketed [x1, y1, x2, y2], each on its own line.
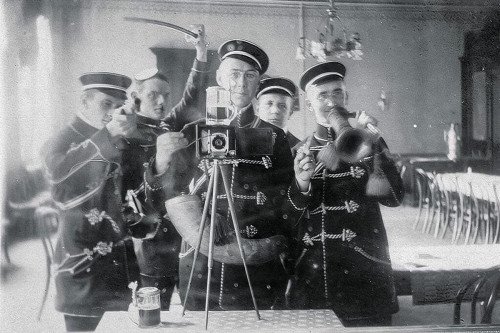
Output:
[177, 40, 295, 311]
[257, 76, 301, 148]
[121, 24, 209, 310]
[42, 72, 140, 331]
[285, 61, 404, 327]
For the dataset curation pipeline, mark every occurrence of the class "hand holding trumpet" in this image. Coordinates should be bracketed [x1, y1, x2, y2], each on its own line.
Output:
[294, 137, 316, 192]
[355, 110, 381, 137]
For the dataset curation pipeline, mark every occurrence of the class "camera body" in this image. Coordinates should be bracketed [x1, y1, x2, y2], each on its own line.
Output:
[196, 125, 236, 159]
[198, 86, 274, 159]
[196, 124, 274, 159]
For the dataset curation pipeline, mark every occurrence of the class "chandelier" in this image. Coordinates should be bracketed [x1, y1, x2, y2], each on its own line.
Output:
[296, 0, 363, 62]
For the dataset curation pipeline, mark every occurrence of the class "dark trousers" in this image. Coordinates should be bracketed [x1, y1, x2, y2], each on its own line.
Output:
[64, 314, 102, 332]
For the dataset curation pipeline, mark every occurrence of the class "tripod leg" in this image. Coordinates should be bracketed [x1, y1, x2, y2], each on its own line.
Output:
[205, 161, 220, 329]
[219, 164, 261, 320]
[181, 165, 216, 316]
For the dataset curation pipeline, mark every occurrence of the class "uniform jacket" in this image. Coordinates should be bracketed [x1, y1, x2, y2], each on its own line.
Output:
[122, 59, 209, 281]
[43, 60, 209, 317]
[179, 105, 295, 310]
[286, 131, 301, 149]
[43, 116, 140, 317]
[286, 124, 404, 321]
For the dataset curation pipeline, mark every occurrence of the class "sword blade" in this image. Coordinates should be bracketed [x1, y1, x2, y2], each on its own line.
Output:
[124, 17, 198, 38]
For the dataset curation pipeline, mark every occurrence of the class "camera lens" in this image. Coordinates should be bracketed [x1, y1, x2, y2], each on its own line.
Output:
[212, 134, 227, 151]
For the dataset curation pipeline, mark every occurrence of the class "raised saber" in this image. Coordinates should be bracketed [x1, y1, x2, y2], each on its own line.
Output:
[124, 17, 198, 38]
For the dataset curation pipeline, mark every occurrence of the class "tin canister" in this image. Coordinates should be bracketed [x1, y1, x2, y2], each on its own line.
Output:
[135, 287, 161, 327]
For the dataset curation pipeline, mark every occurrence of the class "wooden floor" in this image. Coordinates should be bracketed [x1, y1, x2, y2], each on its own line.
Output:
[0, 205, 498, 332]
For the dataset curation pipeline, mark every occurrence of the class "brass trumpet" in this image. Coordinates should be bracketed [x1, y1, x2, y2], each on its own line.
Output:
[318, 107, 373, 167]
[320, 107, 398, 200]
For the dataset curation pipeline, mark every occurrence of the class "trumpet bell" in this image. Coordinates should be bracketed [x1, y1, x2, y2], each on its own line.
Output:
[336, 128, 372, 163]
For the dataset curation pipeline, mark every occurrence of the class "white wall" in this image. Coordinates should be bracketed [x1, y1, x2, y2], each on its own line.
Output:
[49, 0, 493, 154]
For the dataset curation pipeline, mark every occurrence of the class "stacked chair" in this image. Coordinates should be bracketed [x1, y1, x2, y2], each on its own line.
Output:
[413, 168, 500, 245]
[35, 205, 60, 321]
[413, 168, 435, 232]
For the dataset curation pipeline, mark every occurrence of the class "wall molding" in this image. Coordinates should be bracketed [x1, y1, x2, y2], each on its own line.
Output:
[53, 0, 498, 23]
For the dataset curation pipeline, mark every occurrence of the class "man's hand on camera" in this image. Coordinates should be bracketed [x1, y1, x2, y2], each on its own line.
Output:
[294, 137, 315, 192]
[155, 132, 189, 175]
[106, 103, 137, 138]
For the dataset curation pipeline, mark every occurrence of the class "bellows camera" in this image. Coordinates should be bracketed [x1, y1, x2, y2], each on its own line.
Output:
[196, 125, 274, 159]
[197, 86, 274, 159]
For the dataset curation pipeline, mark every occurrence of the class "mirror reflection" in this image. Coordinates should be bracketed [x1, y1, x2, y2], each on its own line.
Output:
[2, 0, 500, 331]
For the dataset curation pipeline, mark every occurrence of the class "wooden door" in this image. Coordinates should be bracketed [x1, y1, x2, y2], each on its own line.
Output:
[150, 47, 220, 106]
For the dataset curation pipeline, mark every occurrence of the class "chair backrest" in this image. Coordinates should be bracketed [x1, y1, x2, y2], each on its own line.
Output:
[414, 168, 431, 200]
[35, 206, 59, 257]
[399, 164, 407, 180]
[34, 205, 60, 321]
[492, 184, 500, 244]
[454, 265, 500, 325]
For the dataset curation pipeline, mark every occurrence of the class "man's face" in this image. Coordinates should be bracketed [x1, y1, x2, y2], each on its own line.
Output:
[135, 78, 171, 120]
[82, 90, 125, 129]
[258, 93, 293, 129]
[217, 58, 260, 110]
[306, 79, 347, 126]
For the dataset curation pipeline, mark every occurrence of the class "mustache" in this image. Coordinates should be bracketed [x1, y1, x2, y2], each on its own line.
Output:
[325, 106, 355, 118]
[103, 114, 113, 122]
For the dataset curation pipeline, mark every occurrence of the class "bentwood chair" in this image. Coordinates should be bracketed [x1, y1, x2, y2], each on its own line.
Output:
[413, 168, 433, 231]
[453, 177, 480, 245]
[422, 171, 440, 235]
[35, 205, 60, 321]
[481, 182, 500, 244]
[471, 181, 493, 245]
[434, 173, 459, 240]
[454, 265, 500, 324]
[492, 185, 500, 244]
